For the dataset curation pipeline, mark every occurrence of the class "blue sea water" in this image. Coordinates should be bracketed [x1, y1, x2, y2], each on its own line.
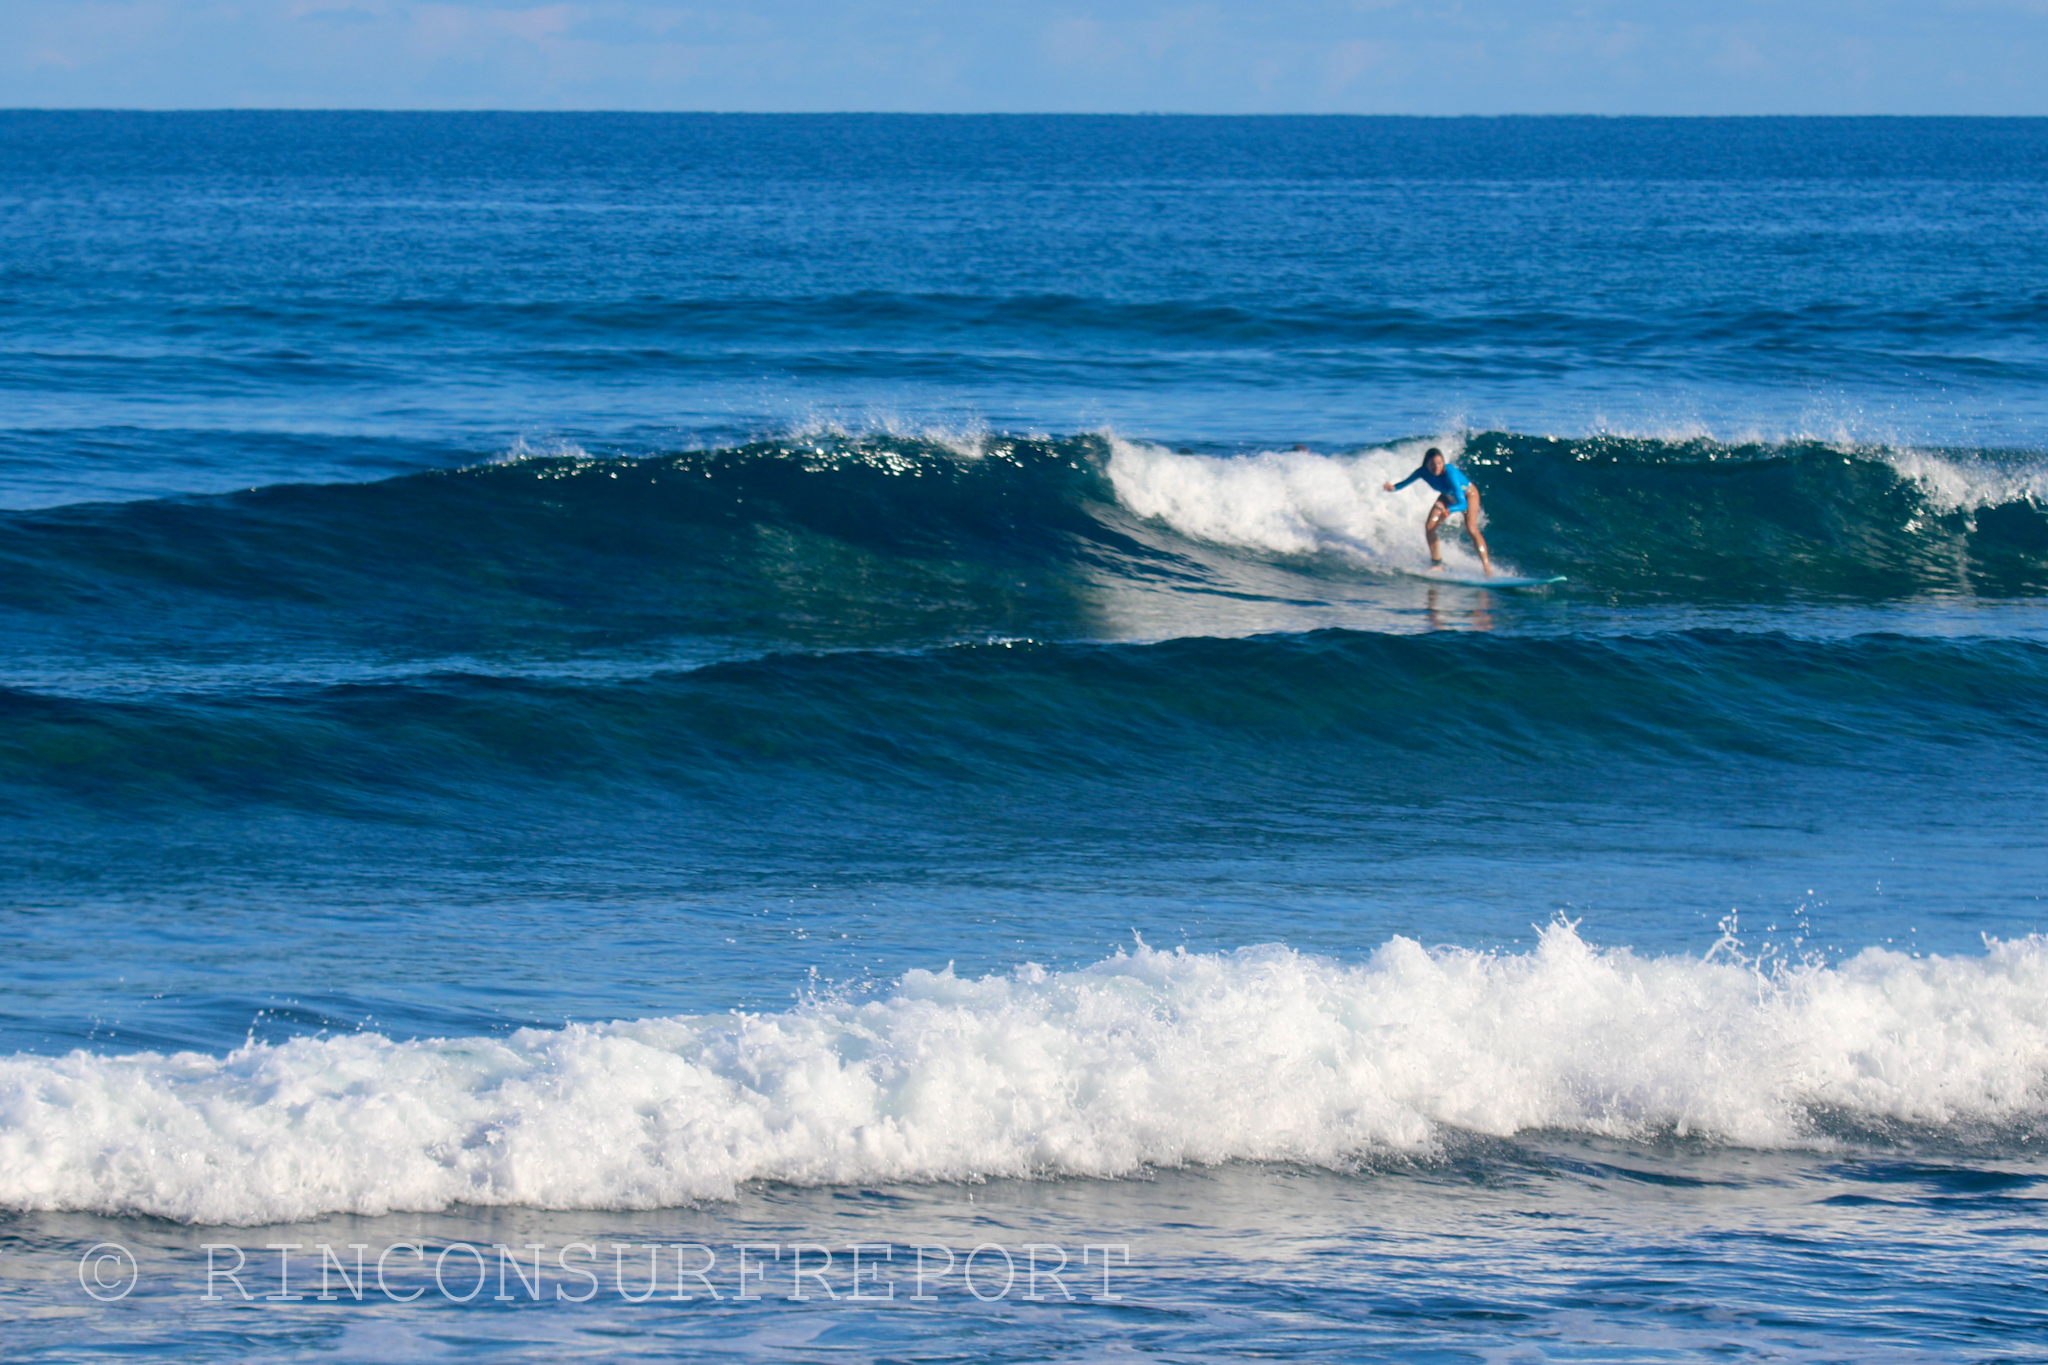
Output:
[2, 112, 2047, 1362]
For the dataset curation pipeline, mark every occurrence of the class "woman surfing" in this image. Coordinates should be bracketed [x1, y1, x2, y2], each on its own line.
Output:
[1383, 446, 1493, 577]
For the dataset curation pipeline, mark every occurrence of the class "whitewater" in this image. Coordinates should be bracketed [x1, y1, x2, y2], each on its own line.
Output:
[8, 926, 2048, 1227]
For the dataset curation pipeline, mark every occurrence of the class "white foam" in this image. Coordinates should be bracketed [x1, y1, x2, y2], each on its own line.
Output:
[1104, 435, 1487, 573]
[1880, 446, 2048, 515]
[5, 924, 2047, 1226]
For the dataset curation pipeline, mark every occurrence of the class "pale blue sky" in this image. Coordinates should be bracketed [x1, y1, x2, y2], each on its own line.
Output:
[4, 1, 2045, 114]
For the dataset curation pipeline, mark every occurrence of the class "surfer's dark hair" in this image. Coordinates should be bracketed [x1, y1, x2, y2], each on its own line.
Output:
[1424, 447, 1443, 460]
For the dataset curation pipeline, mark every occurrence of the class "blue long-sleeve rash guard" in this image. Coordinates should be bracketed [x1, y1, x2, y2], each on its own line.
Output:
[1393, 462, 1472, 511]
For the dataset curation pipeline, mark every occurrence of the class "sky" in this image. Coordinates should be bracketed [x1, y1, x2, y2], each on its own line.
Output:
[3, 0, 2046, 114]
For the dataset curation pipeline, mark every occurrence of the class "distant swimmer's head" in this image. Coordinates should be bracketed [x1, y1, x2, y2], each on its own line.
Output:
[1423, 447, 1445, 473]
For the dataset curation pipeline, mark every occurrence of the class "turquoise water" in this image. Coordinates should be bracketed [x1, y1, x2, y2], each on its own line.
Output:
[2, 113, 2046, 1362]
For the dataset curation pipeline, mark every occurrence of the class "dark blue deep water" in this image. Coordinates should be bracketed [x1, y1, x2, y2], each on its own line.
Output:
[3, 113, 2047, 1362]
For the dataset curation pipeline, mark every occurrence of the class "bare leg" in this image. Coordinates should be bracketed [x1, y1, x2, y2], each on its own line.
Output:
[1464, 489, 1494, 576]
[1424, 501, 1448, 566]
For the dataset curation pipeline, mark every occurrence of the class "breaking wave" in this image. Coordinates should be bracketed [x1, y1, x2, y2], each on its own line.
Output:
[5, 924, 2046, 1225]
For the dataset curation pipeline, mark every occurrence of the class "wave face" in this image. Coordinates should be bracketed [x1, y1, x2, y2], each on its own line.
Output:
[4, 629, 2043, 814]
[6, 924, 2045, 1225]
[2, 432, 2045, 676]
[0, 437, 1127, 663]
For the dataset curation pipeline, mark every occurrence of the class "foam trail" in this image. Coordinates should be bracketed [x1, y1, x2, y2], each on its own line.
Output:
[1105, 436, 1488, 572]
[5, 925, 2047, 1226]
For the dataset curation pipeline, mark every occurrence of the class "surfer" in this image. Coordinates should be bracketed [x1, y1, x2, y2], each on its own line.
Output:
[1383, 447, 1493, 576]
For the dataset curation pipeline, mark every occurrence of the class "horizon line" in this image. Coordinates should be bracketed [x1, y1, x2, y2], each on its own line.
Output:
[6, 109, 2045, 120]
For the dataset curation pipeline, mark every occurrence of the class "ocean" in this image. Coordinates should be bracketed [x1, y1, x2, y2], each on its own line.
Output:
[2, 111, 2046, 1362]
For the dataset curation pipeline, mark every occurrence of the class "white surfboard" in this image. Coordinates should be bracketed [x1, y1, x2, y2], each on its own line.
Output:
[1398, 568, 1566, 589]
